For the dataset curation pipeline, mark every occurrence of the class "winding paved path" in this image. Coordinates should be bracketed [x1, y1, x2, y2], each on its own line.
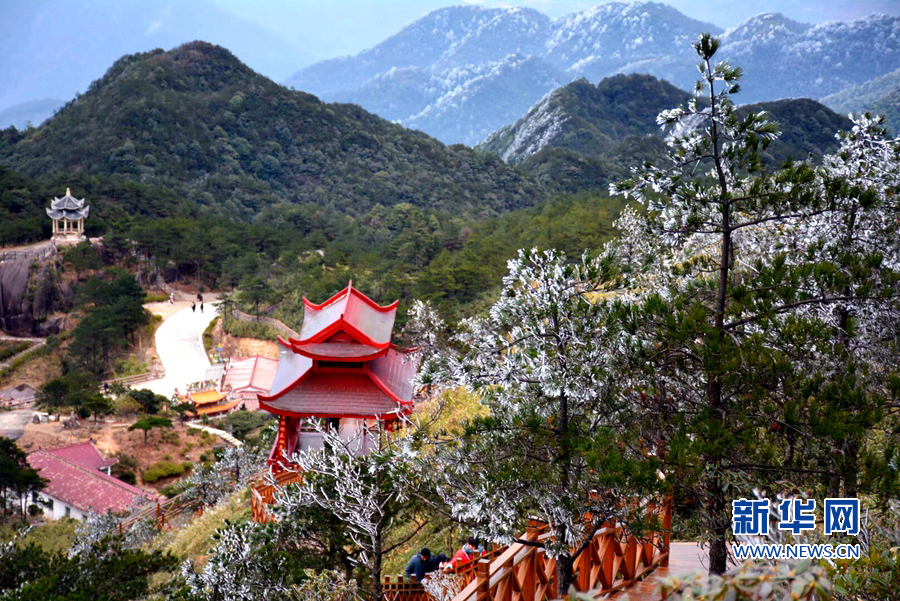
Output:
[136, 302, 219, 398]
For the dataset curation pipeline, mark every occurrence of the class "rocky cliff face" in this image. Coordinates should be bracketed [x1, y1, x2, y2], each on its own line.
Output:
[0, 243, 72, 336]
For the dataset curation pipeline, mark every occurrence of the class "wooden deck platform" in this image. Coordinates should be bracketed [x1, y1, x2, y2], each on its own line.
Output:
[610, 543, 706, 600]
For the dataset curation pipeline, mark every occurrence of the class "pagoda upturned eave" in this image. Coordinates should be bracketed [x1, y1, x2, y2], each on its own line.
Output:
[297, 282, 398, 347]
[280, 336, 388, 361]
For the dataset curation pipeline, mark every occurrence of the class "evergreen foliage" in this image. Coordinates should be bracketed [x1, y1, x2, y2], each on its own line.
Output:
[609, 33, 900, 573]
[0, 439, 46, 518]
[0, 42, 546, 220]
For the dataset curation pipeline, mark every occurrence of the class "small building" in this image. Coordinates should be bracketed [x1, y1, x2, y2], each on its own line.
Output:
[0, 383, 37, 409]
[46, 187, 89, 245]
[223, 356, 278, 411]
[26, 441, 156, 520]
[258, 282, 419, 471]
[186, 389, 240, 417]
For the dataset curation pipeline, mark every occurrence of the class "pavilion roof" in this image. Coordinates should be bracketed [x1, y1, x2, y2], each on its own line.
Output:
[48, 188, 89, 219]
[191, 390, 228, 406]
[296, 282, 397, 347]
[259, 339, 419, 417]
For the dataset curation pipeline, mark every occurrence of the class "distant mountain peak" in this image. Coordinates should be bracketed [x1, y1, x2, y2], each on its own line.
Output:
[724, 12, 812, 40]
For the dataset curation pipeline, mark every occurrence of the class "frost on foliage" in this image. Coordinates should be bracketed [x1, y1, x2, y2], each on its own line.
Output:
[290, 570, 360, 601]
[421, 570, 463, 601]
[183, 446, 267, 507]
[419, 248, 659, 561]
[273, 421, 414, 580]
[183, 521, 287, 601]
[70, 504, 155, 557]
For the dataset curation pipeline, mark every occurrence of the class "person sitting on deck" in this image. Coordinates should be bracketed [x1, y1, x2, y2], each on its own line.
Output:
[449, 537, 485, 569]
[405, 547, 448, 582]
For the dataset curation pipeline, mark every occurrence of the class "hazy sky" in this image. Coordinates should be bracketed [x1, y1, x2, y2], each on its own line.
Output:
[209, 0, 900, 60]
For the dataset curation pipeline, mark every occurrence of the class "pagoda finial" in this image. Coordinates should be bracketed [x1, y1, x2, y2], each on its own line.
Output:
[66, 187, 71, 196]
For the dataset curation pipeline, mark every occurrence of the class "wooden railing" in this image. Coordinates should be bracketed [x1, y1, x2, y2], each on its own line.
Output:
[250, 469, 304, 523]
[383, 546, 507, 601]
[118, 491, 203, 534]
[448, 500, 671, 601]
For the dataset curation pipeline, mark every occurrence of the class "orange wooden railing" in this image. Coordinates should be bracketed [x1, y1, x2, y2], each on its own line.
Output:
[118, 492, 203, 534]
[449, 500, 671, 601]
[250, 469, 304, 523]
[383, 546, 507, 601]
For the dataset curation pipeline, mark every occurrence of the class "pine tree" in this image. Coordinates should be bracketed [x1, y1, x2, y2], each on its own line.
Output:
[272, 421, 417, 601]
[413, 248, 661, 594]
[610, 34, 900, 573]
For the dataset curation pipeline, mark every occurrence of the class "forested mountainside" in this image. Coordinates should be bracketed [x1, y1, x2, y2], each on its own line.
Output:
[286, 3, 899, 145]
[0, 42, 546, 221]
[821, 68, 900, 136]
[477, 74, 852, 194]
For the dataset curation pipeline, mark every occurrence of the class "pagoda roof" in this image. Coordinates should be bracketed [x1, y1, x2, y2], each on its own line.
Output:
[259, 339, 419, 418]
[296, 282, 397, 348]
[283, 339, 386, 361]
[190, 390, 228, 406]
[260, 372, 404, 418]
[47, 188, 89, 219]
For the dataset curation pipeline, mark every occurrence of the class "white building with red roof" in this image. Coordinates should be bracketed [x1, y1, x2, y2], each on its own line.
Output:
[26, 441, 156, 520]
[258, 282, 419, 471]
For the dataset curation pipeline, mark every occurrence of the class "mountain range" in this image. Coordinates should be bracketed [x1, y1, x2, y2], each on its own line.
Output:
[287, 4, 900, 145]
[0, 0, 312, 120]
[476, 74, 851, 194]
[0, 42, 545, 222]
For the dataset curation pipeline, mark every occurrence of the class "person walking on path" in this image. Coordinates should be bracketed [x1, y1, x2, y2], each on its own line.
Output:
[191, 302, 196, 313]
[200, 302, 204, 313]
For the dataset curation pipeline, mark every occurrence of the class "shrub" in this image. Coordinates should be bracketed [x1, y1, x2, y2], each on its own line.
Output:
[113, 396, 142, 418]
[160, 480, 190, 498]
[142, 460, 192, 483]
[222, 316, 279, 341]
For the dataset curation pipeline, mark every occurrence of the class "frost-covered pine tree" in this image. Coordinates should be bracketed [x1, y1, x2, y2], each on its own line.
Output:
[417, 248, 661, 594]
[610, 33, 900, 574]
[182, 521, 289, 601]
[782, 113, 900, 499]
[272, 420, 417, 601]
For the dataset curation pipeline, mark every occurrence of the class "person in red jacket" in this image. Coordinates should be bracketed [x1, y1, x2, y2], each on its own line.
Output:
[450, 537, 484, 568]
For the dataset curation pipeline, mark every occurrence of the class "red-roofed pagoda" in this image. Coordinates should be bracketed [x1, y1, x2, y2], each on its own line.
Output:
[258, 282, 419, 472]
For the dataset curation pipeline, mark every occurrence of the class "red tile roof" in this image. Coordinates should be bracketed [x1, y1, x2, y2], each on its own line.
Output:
[45, 440, 116, 472]
[369, 348, 419, 402]
[260, 372, 404, 418]
[27, 450, 157, 514]
[297, 282, 397, 347]
[224, 356, 279, 393]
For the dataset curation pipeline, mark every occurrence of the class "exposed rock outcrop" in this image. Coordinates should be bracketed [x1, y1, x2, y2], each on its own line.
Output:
[0, 242, 72, 336]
